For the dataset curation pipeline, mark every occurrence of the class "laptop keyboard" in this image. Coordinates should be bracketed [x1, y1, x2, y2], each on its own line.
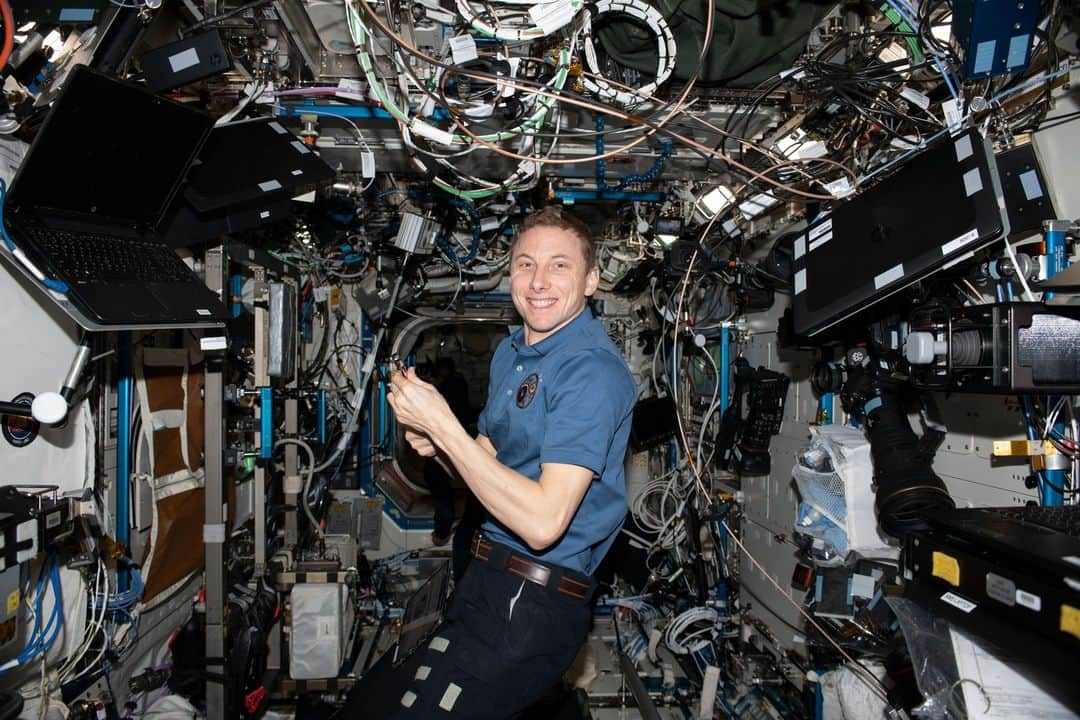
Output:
[991, 505, 1080, 536]
[21, 224, 196, 284]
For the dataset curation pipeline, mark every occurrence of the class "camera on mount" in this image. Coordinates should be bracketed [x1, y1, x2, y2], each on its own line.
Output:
[811, 346, 900, 423]
[811, 345, 953, 538]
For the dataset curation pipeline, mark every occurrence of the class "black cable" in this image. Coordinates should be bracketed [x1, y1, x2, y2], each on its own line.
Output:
[181, 0, 272, 36]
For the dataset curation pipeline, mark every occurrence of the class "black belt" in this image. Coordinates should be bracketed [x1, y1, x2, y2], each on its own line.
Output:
[470, 535, 593, 601]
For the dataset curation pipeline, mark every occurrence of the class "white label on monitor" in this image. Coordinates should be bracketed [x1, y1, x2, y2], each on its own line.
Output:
[196, 309, 211, 316]
[874, 263, 904, 289]
[954, 134, 974, 162]
[291, 169, 303, 176]
[942, 228, 979, 255]
[260, 210, 271, 219]
[794, 236, 806, 260]
[1016, 589, 1042, 611]
[940, 591, 977, 613]
[168, 47, 200, 73]
[258, 180, 282, 192]
[291, 140, 310, 154]
[794, 269, 807, 295]
[1019, 169, 1043, 200]
[963, 168, 983, 197]
[201, 336, 227, 351]
[807, 218, 832, 242]
[269, 121, 288, 134]
[808, 231, 832, 252]
[943, 99, 963, 130]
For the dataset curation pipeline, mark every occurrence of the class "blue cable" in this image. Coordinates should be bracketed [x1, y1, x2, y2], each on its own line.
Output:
[0, 179, 70, 293]
[435, 196, 482, 265]
[105, 567, 144, 611]
[0, 179, 14, 252]
[1, 555, 63, 674]
[595, 115, 672, 192]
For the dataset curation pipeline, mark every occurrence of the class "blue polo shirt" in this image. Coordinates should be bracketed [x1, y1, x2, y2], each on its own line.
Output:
[476, 307, 636, 575]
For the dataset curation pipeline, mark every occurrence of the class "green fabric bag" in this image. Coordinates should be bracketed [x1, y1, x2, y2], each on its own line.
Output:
[594, 0, 834, 88]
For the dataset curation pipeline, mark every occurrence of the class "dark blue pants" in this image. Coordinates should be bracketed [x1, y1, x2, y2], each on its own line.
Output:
[340, 549, 592, 719]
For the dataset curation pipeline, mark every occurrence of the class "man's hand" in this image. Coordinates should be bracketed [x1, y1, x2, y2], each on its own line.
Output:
[387, 367, 455, 441]
[404, 429, 438, 457]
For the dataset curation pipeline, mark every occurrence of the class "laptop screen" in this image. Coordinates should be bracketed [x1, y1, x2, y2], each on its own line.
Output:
[9, 66, 212, 230]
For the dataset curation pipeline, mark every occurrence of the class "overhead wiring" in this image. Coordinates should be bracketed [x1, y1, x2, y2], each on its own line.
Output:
[579, 0, 678, 108]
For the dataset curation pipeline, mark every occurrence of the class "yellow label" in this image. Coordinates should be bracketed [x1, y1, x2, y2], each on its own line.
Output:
[6, 589, 18, 615]
[932, 551, 961, 587]
[992, 440, 1031, 456]
[1060, 604, 1080, 640]
[992, 440, 1056, 457]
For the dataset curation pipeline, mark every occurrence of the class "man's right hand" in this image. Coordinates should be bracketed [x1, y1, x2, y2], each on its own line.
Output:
[404, 429, 438, 457]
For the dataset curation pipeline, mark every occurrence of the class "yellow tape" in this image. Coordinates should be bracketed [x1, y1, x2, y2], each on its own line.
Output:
[992, 440, 1057, 457]
[932, 551, 961, 587]
[6, 589, 18, 615]
[1061, 604, 1080, 641]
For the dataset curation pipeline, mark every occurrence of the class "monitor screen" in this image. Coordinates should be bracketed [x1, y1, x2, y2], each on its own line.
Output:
[803, 144, 978, 313]
[793, 129, 1007, 336]
[9, 66, 212, 230]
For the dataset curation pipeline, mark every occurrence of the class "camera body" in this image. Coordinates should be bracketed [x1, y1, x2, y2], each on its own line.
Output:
[812, 346, 900, 424]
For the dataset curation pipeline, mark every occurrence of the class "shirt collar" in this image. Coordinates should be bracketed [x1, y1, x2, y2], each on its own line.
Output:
[511, 305, 594, 357]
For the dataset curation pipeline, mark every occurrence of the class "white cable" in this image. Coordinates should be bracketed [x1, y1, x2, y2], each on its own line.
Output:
[216, 82, 263, 126]
[58, 559, 104, 683]
[580, 0, 677, 107]
[275, 438, 320, 537]
[1004, 238, 1036, 301]
[69, 560, 110, 683]
[455, 0, 582, 41]
[664, 606, 719, 654]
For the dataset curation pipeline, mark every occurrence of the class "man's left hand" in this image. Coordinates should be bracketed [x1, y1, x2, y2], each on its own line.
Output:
[387, 367, 455, 439]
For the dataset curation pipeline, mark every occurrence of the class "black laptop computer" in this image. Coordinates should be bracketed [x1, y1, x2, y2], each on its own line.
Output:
[2, 65, 229, 325]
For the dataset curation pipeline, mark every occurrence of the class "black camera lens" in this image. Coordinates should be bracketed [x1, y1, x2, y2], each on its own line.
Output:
[811, 361, 845, 395]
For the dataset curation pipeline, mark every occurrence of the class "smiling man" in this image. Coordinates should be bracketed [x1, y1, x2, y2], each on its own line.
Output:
[364, 206, 637, 718]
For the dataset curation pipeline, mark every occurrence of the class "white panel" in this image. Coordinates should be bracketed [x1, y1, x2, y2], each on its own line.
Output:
[1032, 90, 1080, 220]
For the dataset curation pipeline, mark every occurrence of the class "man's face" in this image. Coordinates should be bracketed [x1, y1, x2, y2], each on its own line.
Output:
[510, 225, 599, 345]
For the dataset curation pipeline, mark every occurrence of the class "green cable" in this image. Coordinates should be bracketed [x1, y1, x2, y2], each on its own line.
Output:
[879, 3, 925, 64]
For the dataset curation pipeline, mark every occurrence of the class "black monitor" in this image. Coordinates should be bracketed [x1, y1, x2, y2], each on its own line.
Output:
[8, 65, 211, 232]
[792, 129, 1009, 337]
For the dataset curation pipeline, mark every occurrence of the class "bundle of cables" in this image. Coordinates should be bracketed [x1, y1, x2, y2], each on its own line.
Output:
[663, 605, 721, 655]
[580, 0, 677, 107]
[455, 0, 584, 41]
[344, 2, 572, 198]
[0, 553, 62, 676]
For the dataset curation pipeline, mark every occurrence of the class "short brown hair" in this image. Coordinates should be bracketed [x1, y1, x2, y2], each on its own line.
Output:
[514, 206, 597, 269]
